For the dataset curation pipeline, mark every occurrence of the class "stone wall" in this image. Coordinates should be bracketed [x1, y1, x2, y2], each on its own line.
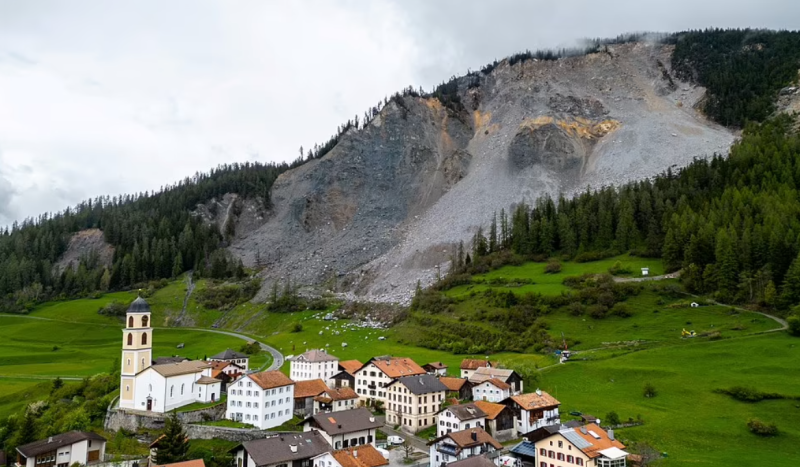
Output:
[183, 425, 299, 442]
[105, 404, 226, 432]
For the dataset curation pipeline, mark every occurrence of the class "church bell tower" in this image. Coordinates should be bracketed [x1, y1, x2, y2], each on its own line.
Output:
[119, 296, 152, 410]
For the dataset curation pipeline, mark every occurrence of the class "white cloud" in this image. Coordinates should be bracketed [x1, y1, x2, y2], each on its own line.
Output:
[0, 0, 796, 225]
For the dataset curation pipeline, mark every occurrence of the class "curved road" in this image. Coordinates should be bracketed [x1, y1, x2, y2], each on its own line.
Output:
[0, 314, 284, 379]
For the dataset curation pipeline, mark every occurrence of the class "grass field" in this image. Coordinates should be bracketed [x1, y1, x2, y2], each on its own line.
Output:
[539, 333, 800, 465]
[445, 254, 665, 298]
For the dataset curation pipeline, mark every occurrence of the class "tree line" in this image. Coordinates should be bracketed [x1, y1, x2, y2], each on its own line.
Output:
[455, 115, 800, 310]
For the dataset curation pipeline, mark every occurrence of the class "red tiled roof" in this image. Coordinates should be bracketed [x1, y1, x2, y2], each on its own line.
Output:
[248, 370, 294, 390]
[294, 379, 329, 398]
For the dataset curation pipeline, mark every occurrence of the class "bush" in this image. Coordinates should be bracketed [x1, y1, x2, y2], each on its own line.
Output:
[788, 315, 800, 337]
[98, 300, 128, 317]
[291, 323, 303, 333]
[610, 303, 632, 318]
[604, 411, 621, 426]
[643, 382, 657, 398]
[239, 341, 261, 355]
[573, 251, 615, 263]
[747, 418, 778, 436]
[715, 386, 785, 402]
[544, 261, 562, 274]
[608, 261, 633, 275]
[196, 279, 261, 311]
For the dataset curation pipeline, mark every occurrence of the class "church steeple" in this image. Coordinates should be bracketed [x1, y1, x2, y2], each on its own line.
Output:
[119, 296, 153, 410]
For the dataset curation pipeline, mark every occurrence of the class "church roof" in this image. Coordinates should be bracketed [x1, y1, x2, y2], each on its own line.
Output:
[196, 376, 222, 385]
[127, 297, 152, 314]
[150, 361, 210, 377]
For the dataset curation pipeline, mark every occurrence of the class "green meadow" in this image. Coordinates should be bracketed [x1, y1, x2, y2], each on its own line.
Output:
[444, 254, 665, 298]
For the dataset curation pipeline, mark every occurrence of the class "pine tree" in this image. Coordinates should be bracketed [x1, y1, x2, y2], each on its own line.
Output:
[780, 252, 800, 306]
[15, 411, 37, 446]
[488, 213, 498, 254]
[155, 412, 189, 464]
[172, 253, 183, 279]
[715, 229, 739, 296]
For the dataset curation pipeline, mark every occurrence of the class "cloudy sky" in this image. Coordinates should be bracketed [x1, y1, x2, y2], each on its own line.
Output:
[0, 0, 795, 226]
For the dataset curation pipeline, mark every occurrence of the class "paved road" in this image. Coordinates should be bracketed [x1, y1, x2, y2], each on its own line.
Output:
[377, 416, 430, 452]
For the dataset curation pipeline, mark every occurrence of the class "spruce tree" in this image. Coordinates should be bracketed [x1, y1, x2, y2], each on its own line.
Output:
[155, 412, 188, 464]
[780, 252, 800, 306]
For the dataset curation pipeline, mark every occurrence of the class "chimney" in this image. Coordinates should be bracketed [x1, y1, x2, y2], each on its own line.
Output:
[580, 427, 587, 435]
[48, 437, 53, 443]
[608, 430, 615, 441]
[471, 430, 477, 441]
[536, 388, 542, 396]
[290, 445, 297, 453]
[369, 416, 376, 423]
[353, 450, 358, 458]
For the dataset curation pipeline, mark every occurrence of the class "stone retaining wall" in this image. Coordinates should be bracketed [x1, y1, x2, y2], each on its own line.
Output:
[105, 404, 226, 431]
[183, 425, 299, 442]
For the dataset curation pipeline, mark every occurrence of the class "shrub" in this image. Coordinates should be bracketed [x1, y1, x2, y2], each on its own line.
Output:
[291, 323, 303, 333]
[239, 341, 261, 355]
[98, 300, 128, 317]
[604, 411, 621, 426]
[610, 303, 632, 318]
[715, 386, 785, 402]
[788, 315, 800, 337]
[643, 382, 657, 398]
[608, 261, 633, 275]
[747, 418, 778, 436]
[587, 304, 608, 319]
[573, 251, 615, 263]
[544, 261, 562, 274]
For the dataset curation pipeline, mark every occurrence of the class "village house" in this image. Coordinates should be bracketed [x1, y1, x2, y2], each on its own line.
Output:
[313, 386, 359, 414]
[473, 401, 517, 441]
[444, 455, 497, 467]
[208, 360, 244, 392]
[533, 423, 628, 467]
[459, 359, 493, 379]
[209, 349, 250, 371]
[227, 370, 295, 429]
[468, 368, 523, 394]
[385, 374, 448, 434]
[290, 349, 340, 383]
[428, 428, 502, 467]
[16, 431, 106, 467]
[294, 379, 330, 418]
[303, 407, 383, 449]
[423, 362, 448, 376]
[119, 298, 222, 413]
[231, 431, 337, 467]
[436, 403, 487, 437]
[504, 390, 561, 435]
[330, 360, 363, 389]
[438, 377, 473, 401]
[354, 357, 425, 406]
[331, 445, 389, 467]
[471, 379, 512, 403]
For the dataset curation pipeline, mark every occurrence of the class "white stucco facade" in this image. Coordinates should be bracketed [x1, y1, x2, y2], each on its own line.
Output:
[226, 373, 295, 429]
[289, 349, 339, 382]
[437, 409, 486, 438]
[472, 381, 511, 403]
[131, 366, 219, 412]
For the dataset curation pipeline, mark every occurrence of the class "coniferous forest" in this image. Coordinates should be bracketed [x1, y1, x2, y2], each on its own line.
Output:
[1, 28, 799, 313]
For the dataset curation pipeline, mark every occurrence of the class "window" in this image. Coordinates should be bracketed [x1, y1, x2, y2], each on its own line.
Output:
[557, 453, 564, 461]
[128, 317, 134, 327]
[540, 449, 546, 456]
[142, 358, 145, 368]
[253, 415, 258, 421]
[548, 451, 554, 459]
[126, 385, 130, 392]
[141, 333, 147, 345]
[127, 359, 131, 366]
[254, 402, 259, 408]
[278, 410, 283, 416]
[230, 400, 235, 406]
[247, 390, 252, 396]
[558, 441, 563, 448]
[149, 384, 152, 392]
[567, 456, 574, 463]
[127, 333, 133, 345]
[142, 316, 148, 327]
[181, 384, 185, 395]
[170, 386, 174, 397]
[576, 459, 583, 466]
[247, 382, 252, 388]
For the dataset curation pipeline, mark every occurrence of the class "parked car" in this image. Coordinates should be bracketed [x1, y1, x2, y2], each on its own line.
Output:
[386, 435, 404, 445]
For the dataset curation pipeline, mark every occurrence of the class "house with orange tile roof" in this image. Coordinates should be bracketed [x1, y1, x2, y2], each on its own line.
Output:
[472, 401, 517, 442]
[436, 403, 487, 438]
[468, 367, 523, 394]
[423, 362, 449, 376]
[438, 376, 473, 401]
[427, 427, 502, 467]
[332, 444, 388, 467]
[471, 378, 512, 403]
[226, 370, 295, 429]
[533, 423, 628, 467]
[459, 359, 494, 379]
[503, 389, 561, 435]
[294, 379, 330, 417]
[331, 360, 363, 389]
[354, 356, 425, 406]
[314, 386, 359, 414]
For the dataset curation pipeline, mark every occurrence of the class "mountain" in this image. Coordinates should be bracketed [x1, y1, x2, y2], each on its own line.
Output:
[230, 40, 733, 303]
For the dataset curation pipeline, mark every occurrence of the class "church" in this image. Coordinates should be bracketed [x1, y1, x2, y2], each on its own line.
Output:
[119, 297, 222, 413]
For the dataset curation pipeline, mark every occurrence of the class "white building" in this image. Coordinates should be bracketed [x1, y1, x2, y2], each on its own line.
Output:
[354, 356, 426, 405]
[468, 367, 523, 394]
[289, 349, 339, 382]
[227, 370, 295, 429]
[16, 431, 106, 467]
[385, 374, 447, 434]
[459, 359, 493, 379]
[232, 431, 337, 467]
[209, 349, 250, 372]
[303, 407, 383, 449]
[119, 297, 221, 413]
[471, 379, 512, 403]
[534, 423, 628, 467]
[313, 386, 359, 415]
[506, 390, 561, 435]
[437, 403, 487, 438]
[429, 428, 502, 467]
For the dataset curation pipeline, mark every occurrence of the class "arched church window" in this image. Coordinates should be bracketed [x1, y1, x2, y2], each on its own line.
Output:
[142, 333, 148, 345]
[149, 384, 152, 392]
[181, 383, 185, 395]
[128, 316, 134, 328]
[142, 316, 149, 327]
[141, 358, 145, 368]
[170, 386, 174, 397]
[127, 333, 133, 346]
